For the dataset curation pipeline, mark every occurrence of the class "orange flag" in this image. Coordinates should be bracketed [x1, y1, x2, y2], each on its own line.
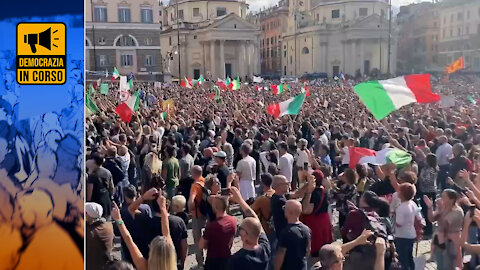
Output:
[445, 56, 464, 74]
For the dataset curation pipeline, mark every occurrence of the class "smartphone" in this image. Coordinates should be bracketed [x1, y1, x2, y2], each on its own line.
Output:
[304, 162, 308, 171]
[220, 188, 231, 196]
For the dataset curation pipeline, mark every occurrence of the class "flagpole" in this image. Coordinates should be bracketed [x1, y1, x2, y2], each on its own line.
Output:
[90, 0, 97, 72]
[387, 0, 392, 76]
[176, 0, 181, 79]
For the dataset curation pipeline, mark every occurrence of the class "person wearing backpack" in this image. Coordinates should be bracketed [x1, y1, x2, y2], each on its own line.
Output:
[188, 165, 207, 268]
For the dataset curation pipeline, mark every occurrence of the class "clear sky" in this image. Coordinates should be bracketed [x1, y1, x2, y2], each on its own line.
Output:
[247, 0, 424, 12]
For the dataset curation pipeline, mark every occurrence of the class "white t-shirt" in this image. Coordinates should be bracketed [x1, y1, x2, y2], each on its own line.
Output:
[394, 200, 417, 239]
[296, 149, 310, 169]
[341, 147, 350, 165]
[236, 156, 257, 182]
[319, 134, 329, 146]
[278, 153, 294, 182]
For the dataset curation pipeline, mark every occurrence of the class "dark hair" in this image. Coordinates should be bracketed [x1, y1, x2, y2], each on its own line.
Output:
[313, 170, 324, 187]
[91, 152, 105, 166]
[355, 163, 368, 179]
[426, 153, 437, 170]
[261, 173, 273, 188]
[165, 145, 176, 158]
[344, 168, 358, 185]
[278, 142, 288, 151]
[182, 143, 191, 155]
[123, 185, 137, 200]
[399, 171, 417, 185]
[362, 191, 390, 217]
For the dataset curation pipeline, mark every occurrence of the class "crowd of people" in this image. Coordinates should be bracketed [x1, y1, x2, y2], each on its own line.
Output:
[85, 74, 480, 270]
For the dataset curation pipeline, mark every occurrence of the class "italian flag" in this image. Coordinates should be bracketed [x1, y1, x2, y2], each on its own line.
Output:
[85, 95, 99, 115]
[354, 74, 440, 120]
[217, 79, 228, 90]
[115, 91, 140, 122]
[160, 112, 167, 120]
[229, 77, 240, 90]
[180, 77, 193, 88]
[193, 75, 205, 86]
[266, 92, 306, 119]
[112, 67, 120, 80]
[214, 86, 221, 103]
[271, 84, 289, 95]
[349, 147, 412, 169]
[301, 86, 310, 97]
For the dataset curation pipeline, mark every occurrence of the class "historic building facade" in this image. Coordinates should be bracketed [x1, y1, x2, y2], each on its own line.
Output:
[160, 0, 261, 80]
[85, 0, 163, 78]
[249, 1, 289, 76]
[437, 0, 480, 72]
[396, 2, 440, 73]
[281, 0, 396, 77]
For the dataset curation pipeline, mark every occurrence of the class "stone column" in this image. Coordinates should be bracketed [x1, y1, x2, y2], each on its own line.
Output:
[360, 40, 365, 75]
[239, 41, 246, 77]
[340, 41, 345, 73]
[253, 40, 259, 75]
[322, 42, 328, 74]
[202, 41, 206, 75]
[219, 40, 225, 78]
[351, 40, 356, 76]
[210, 40, 216, 78]
[249, 41, 255, 77]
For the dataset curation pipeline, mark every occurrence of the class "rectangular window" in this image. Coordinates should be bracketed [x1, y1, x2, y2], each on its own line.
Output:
[178, 9, 184, 20]
[457, 12, 463, 20]
[99, 55, 107, 67]
[94, 6, 107, 22]
[332, 9, 340, 19]
[169, 36, 172, 46]
[121, 55, 133, 67]
[193, 8, 200, 17]
[458, 27, 461, 36]
[359, 8, 368, 17]
[217, 7, 227, 17]
[145, 55, 154, 66]
[118, 7, 131, 23]
[141, 8, 153, 23]
[466, 25, 470, 35]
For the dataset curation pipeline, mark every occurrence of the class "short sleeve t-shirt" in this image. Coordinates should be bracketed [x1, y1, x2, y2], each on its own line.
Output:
[236, 156, 256, 182]
[271, 194, 288, 236]
[278, 223, 311, 270]
[228, 233, 271, 270]
[204, 215, 237, 259]
[217, 164, 230, 188]
[164, 157, 180, 188]
[141, 215, 188, 259]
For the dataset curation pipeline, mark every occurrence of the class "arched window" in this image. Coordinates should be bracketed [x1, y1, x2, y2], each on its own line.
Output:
[302, 47, 309, 54]
[115, 35, 138, 46]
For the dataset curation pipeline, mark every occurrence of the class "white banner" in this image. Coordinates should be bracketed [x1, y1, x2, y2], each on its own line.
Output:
[253, 76, 263, 83]
[440, 95, 455, 108]
[119, 76, 130, 91]
[154, 82, 162, 88]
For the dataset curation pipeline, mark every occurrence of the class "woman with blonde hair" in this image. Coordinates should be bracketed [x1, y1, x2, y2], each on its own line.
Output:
[112, 194, 177, 270]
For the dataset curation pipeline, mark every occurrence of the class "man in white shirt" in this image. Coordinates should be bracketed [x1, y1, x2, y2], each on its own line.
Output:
[236, 143, 256, 201]
[277, 142, 294, 185]
[435, 136, 452, 190]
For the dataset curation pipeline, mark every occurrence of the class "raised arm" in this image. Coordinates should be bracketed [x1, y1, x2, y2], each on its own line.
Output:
[157, 195, 173, 245]
[128, 188, 158, 218]
[341, 229, 373, 255]
[112, 203, 147, 270]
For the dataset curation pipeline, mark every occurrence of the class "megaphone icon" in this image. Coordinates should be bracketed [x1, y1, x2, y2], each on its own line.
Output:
[24, 27, 51, 53]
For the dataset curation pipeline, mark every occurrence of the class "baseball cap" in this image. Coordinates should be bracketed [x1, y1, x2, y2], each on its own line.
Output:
[214, 151, 227, 158]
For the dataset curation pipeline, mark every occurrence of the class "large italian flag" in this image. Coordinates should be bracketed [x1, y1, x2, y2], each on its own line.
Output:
[349, 147, 412, 169]
[354, 74, 440, 120]
[271, 84, 289, 95]
[115, 91, 140, 122]
[266, 92, 306, 119]
[180, 77, 193, 88]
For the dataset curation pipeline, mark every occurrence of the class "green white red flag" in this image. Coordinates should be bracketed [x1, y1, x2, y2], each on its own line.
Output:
[115, 91, 140, 122]
[266, 92, 306, 119]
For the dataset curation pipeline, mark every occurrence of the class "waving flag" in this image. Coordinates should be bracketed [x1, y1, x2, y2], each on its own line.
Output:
[267, 92, 306, 119]
[112, 67, 120, 80]
[349, 147, 412, 169]
[193, 75, 205, 86]
[353, 74, 440, 120]
[229, 77, 240, 90]
[180, 77, 193, 88]
[86, 95, 99, 115]
[217, 78, 228, 90]
[445, 56, 464, 74]
[271, 84, 289, 95]
[301, 86, 310, 97]
[115, 91, 140, 122]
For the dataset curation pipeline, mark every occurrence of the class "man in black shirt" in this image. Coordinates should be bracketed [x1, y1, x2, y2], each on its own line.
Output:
[214, 151, 231, 188]
[275, 200, 311, 270]
[271, 175, 309, 237]
[228, 187, 271, 270]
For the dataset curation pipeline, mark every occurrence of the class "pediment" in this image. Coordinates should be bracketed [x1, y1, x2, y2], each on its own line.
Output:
[207, 13, 259, 31]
